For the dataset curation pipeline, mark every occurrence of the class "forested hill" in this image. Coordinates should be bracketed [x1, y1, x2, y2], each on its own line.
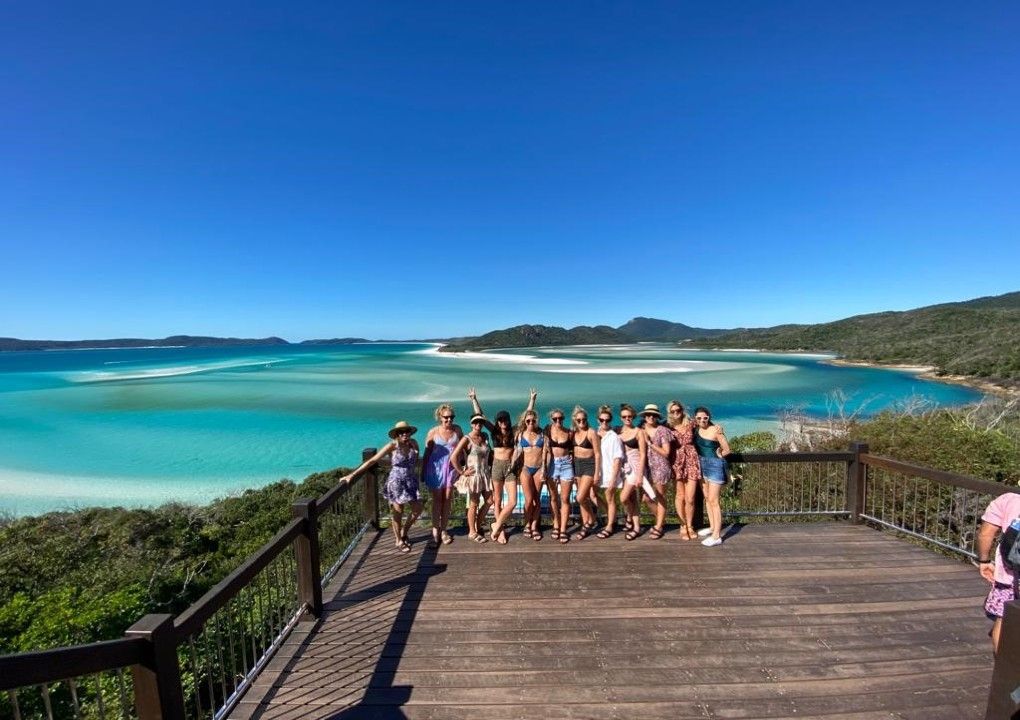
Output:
[0, 336, 290, 351]
[439, 317, 728, 352]
[690, 291, 1020, 381]
[439, 324, 631, 351]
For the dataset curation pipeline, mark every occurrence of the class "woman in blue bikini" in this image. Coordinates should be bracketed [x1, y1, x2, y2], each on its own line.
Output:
[517, 408, 547, 540]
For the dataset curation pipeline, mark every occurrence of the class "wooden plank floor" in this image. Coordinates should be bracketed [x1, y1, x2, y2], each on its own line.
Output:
[230, 522, 994, 720]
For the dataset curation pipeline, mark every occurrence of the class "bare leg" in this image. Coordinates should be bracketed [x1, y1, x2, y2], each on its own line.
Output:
[478, 492, 492, 535]
[992, 618, 1003, 653]
[520, 469, 537, 534]
[681, 480, 697, 538]
[492, 477, 504, 520]
[467, 493, 480, 537]
[558, 479, 572, 539]
[429, 489, 443, 544]
[600, 485, 617, 535]
[620, 483, 640, 536]
[402, 500, 423, 540]
[651, 485, 667, 532]
[575, 475, 595, 528]
[491, 479, 517, 543]
[546, 476, 560, 536]
[705, 481, 723, 540]
[390, 503, 404, 546]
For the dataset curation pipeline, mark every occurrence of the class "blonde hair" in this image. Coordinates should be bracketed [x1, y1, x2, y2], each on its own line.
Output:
[548, 407, 565, 420]
[571, 405, 588, 428]
[598, 404, 613, 418]
[619, 403, 637, 416]
[667, 400, 685, 424]
[434, 403, 455, 421]
[518, 409, 539, 431]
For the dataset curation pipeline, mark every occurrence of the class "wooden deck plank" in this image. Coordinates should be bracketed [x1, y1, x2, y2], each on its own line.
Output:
[229, 522, 994, 720]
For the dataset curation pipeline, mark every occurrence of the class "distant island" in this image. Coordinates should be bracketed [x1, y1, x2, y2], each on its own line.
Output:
[437, 318, 728, 353]
[0, 335, 292, 352]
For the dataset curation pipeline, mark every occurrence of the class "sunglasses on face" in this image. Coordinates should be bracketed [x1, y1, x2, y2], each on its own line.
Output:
[471, 420, 484, 425]
[598, 417, 612, 423]
[525, 419, 536, 424]
[669, 409, 682, 414]
[551, 416, 564, 422]
[397, 430, 411, 436]
[621, 414, 634, 420]
[441, 415, 455, 420]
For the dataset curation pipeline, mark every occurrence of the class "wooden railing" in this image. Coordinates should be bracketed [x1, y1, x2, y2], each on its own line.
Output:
[1, 444, 1017, 719]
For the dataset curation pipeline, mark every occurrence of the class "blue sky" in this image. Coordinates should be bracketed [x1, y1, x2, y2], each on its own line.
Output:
[2, 1, 1018, 340]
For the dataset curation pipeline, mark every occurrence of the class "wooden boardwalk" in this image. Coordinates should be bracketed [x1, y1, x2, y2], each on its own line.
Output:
[230, 522, 994, 720]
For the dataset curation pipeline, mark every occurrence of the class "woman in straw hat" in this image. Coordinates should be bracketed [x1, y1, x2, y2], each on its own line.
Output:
[641, 403, 672, 539]
[451, 413, 494, 543]
[341, 420, 423, 553]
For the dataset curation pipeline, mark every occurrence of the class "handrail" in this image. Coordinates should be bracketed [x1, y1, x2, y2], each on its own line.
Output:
[173, 517, 304, 639]
[0, 637, 147, 690]
[728, 451, 855, 463]
[861, 453, 1013, 497]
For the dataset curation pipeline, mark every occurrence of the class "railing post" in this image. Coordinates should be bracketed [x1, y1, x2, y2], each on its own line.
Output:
[125, 614, 185, 720]
[362, 447, 380, 530]
[292, 497, 323, 619]
[986, 599, 1020, 720]
[846, 441, 868, 523]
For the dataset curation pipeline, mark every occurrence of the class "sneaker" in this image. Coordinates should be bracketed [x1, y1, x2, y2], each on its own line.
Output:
[697, 528, 713, 538]
[701, 536, 722, 547]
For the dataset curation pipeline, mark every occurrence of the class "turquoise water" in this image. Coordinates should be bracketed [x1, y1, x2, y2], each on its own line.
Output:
[0, 343, 979, 516]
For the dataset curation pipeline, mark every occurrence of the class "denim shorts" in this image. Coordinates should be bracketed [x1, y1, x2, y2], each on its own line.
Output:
[700, 456, 728, 484]
[550, 455, 575, 482]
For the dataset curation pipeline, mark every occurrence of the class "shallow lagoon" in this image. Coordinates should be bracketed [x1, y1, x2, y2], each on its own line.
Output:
[0, 343, 979, 515]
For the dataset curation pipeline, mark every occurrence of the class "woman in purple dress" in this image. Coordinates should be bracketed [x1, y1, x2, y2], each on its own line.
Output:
[422, 403, 464, 547]
[341, 420, 422, 553]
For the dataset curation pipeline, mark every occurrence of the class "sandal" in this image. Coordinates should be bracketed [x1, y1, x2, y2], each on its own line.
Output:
[427, 530, 440, 549]
[550, 528, 561, 541]
[441, 531, 453, 545]
[574, 523, 595, 541]
[559, 530, 570, 544]
[532, 530, 543, 541]
[400, 542, 411, 553]
[625, 529, 641, 541]
[648, 526, 665, 540]
[596, 526, 614, 539]
[469, 533, 488, 544]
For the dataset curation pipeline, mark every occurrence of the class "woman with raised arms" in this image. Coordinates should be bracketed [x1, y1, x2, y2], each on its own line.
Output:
[467, 387, 537, 545]
[617, 403, 649, 541]
[517, 407, 548, 540]
[640, 404, 672, 539]
[693, 406, 731, 547]
[451, 413, 494, 543]
[421, 403, 464, 547]
[341, 420, 422, 553]
[543, 408, 572, 542]
[567, 406, 601, 541]
[667, 400, 702, 540]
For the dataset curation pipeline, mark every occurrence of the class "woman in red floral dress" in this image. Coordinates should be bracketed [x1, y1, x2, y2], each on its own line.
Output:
[667, 400, 702, 540]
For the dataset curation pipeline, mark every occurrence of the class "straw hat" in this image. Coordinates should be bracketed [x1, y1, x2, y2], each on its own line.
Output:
[387, 420, 418, 439]
[641, 404, 662, 418]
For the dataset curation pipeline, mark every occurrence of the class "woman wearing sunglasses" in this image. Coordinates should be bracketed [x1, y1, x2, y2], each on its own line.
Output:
[451, 413, 494, 544]
[517, 408, 547, 540]
[640, 404, 672, 539]
[422, 403, 464, 547]
[693, 406, 731, 547]
[667, 400, 702, 540]
[340, 420, 422, 553]
[559, 406, 601, 542]
[544, 408, 573, 542]
[467, 387, 538, 544]
[617, 403, 649, 540]
[595, 405, 624, 538]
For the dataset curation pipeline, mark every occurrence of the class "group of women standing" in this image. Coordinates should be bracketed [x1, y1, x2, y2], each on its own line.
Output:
[341, 389, 731, 552]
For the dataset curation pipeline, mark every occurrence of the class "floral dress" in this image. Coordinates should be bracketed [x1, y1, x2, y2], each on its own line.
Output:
[383, 444, 420, 504]
[646, 425, 674, 484]
[465, 435, 493, 494]
[670, 423, 702, 483]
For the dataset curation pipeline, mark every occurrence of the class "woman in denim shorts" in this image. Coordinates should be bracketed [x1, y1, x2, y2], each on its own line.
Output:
[693, 406, 731, 547]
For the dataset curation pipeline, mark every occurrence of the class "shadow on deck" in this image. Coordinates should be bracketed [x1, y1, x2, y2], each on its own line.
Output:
[229, 522, 993, 720]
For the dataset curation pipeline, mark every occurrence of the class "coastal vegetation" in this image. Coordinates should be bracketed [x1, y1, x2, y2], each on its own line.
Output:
[2, 399, 1017, 657]
[689, 291, 1020, 384]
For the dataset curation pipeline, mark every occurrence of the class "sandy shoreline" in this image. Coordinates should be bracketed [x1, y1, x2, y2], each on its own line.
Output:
[823, 358, 1019, 398]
